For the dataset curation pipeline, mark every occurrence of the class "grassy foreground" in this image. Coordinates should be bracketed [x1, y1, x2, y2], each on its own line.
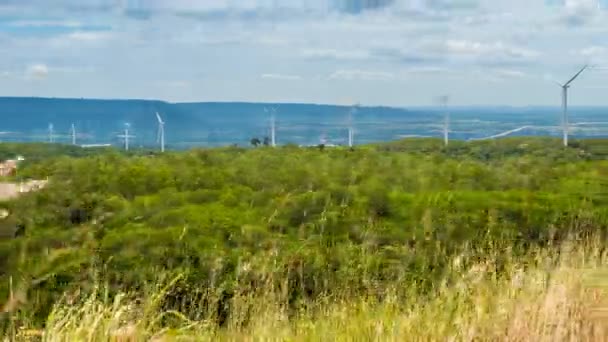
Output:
[5, 237, 608, 341]
[2, 138, 608, 340]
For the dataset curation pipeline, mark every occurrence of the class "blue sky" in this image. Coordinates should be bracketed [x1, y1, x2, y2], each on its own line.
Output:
[0, 0, 607, 106]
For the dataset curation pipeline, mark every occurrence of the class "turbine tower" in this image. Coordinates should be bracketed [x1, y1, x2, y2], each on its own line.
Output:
[156, 112, 165, 152]
[437, 95, 450, 146]
[348, 104, 358, 148]
[117, 123, 135, 151]
[48, 123, 55, 143]
[71, 123, 77, 145]
[271, 113, 276, 147]
[556, 65, 588, 147]
[265, 106, 279, 147]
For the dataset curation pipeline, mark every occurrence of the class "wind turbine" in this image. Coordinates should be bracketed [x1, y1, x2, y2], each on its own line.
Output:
[264, 106, 279, 147]
[437, 95, 450, 146]
[556, 65, 588, 147]
[48, 123, 55, 143]
[71, 123, 77, 145]
[155, 112, 165, 152]
[320, 131, 327, 145]
[347, 104, 358, 148]
[117, 123, 135, 151]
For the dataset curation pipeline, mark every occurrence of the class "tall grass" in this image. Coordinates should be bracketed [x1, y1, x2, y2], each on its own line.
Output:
[5, 236, 608, 341]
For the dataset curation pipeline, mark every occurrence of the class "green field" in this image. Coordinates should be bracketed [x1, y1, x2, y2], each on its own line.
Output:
[1, 138, 608, 340]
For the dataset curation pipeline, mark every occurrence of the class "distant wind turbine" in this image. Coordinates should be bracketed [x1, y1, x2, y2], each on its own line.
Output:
[155, 112, 165, 152]
[437, 95, 450, 146]
[348, 104, 358, 148]
[320, 131, 327, 145]
[556, 65, 588, 147]
[48, 123, 55, 143]
[264, 106, 279, 147]
[117, 123, 135, 151]
[71, 123, 77, 145]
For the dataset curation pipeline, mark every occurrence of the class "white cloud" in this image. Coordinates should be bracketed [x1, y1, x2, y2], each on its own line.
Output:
[493, 69, 527, 78]
[261, 74, 302, 81]
[154, 80, 191, 88]
[565, 0, 600, 9]
[329, 69, 395, 81]
[18, 63, 94, 81]
[580, 46, 608, 56]
[255, 36, 289, 47]
[301, 48, 370, 61]
[25, 64, 49, 80]
[576, 46, 608, 64]
[561, 0, 602, 25]
[445, 40, 540, 60]
[64, 31, 112, 42]
[8, 19, 83, 27]
[403, 66, 447, 74]
[52, 66, 97, 73]
[1, 0, 607, 105]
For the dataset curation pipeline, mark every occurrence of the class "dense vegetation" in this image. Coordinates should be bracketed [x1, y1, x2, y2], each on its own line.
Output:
[1, 137, 608, 337]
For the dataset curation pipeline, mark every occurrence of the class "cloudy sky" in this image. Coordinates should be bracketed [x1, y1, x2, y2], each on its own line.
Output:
[0, 0, 607, 106]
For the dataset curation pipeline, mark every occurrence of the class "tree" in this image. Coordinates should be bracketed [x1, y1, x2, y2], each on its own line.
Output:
[263, 136, 271, 146]
[250, 138, 261, 147]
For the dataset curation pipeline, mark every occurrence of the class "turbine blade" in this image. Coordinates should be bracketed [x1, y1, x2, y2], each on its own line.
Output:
[156, 112, 164, 124]
[564, 65, 588, 86]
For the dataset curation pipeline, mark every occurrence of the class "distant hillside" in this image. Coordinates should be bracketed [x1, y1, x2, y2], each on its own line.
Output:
[0, 97, 606, 148]
[0, 97, 183, 145]
[0, 97, 417, 148]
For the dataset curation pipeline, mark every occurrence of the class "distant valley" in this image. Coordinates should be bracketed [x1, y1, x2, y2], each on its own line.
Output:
[1, 97, 607, 148]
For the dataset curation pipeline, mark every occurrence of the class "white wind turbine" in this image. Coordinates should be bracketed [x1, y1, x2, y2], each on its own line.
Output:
[71, 123, 77, 145]
[437, 95, 450, 146]
[555, 65, 588, 147]
[156, 112, 165, 152]
[264, 106, 279, 147]
[117, 123, 135, 151]
[347, 104, 358, 148]
[48, 123, 55, 143]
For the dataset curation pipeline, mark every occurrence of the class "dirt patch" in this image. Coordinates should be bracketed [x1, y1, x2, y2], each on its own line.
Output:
[0, 180, 48, 201]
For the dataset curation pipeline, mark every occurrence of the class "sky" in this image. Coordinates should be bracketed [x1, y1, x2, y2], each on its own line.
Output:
[0, 0, 607, 107]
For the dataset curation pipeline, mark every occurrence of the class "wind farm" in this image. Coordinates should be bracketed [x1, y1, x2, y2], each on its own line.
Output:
[0, 63, 601, 151]
[2, 101, 607, 150]
[4, 1, 608, 340]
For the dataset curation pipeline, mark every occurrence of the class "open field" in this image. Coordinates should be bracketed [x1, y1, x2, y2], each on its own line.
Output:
[1, 137, 608, 340]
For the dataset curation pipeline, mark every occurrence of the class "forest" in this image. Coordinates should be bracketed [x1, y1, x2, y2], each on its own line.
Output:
[1, 137, 608, 340]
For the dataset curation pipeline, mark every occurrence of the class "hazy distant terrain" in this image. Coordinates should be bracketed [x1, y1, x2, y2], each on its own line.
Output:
[1, 97, 608, 148]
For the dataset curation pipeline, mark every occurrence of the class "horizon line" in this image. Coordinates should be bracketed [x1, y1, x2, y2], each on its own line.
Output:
[0, 96, 606, 109]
